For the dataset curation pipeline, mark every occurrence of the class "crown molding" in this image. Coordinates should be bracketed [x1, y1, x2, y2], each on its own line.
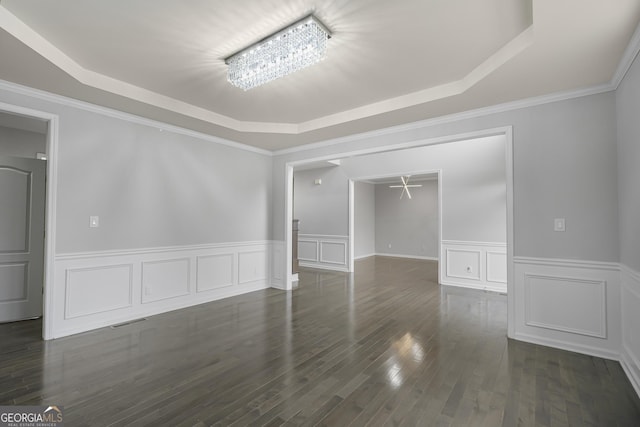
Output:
[0, 79, 272, 156]
[273, 83, 614, 156]
[612, 20, 640, 89]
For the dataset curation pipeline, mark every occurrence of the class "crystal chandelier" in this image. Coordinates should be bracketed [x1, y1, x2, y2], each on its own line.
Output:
[225, 15, 331, 90]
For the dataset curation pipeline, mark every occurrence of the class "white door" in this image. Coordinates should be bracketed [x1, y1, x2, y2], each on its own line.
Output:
[0, 155, 46, 322]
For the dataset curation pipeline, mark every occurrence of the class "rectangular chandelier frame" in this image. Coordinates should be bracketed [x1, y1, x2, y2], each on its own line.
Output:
[225, 15, 331, 90]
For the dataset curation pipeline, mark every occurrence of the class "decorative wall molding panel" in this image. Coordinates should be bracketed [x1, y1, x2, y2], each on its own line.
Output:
[298, 234, 349, 272]
[65, 264, 132, 319]
[440, 240, 507, 293]
[620, 264, 640, 397]
[53, 241, 271, 338]
[524, 274, 606, 338]
[270, 241, 286, 290]
[197, 254, 234, 292]
[513, 257, 621, 361]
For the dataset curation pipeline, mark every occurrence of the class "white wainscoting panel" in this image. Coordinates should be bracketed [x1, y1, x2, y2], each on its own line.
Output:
[524, 274, 606, 338]
[298, 234, 349, 272]
[65, 264, 132, 319]
[298, 240, 319, 262]
[487, 251, 507, 283]
[320, 241, 347, 265]
[142, 258, 190, 304]
[446, 249, 481, 281]
[514, 257, 620, 360]
[197, 254, 233, 292]
[441, 241, 507, 292]
[52, 241, 272, 338]
[620, 264, 640, 397]
[238, 251, 267, 284]
[270, 241, 286, 290]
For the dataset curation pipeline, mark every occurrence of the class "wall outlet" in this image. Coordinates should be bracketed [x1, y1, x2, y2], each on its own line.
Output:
[554, 218, 566, 232]
[89, 216, 99, 228]
[466, 266, 472, 273]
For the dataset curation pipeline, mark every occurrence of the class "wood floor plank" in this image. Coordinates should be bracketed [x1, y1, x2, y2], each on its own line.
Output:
[0, 256, 638, 426]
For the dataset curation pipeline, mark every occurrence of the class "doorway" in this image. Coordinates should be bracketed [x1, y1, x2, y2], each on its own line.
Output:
[0, 102, 58, 339]
[284, 127, 514, 337]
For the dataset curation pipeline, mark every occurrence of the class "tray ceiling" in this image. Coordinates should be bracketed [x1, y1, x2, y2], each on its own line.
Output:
[0, 0, 639, 150]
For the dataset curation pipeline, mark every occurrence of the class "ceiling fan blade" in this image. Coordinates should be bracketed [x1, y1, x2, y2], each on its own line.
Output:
[405, 184, 422, 188]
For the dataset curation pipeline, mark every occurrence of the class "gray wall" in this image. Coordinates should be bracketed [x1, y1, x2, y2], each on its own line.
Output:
[0, 87, 273, 254]
[616, 53, 640, 272]
[273, 92, 619, 263]
[0, 125, 46, 158]
[375, 179, 439, 258]
[354, 181, 375, 258]
[341, 136, 506, 244]
[293, 166, 348, 236]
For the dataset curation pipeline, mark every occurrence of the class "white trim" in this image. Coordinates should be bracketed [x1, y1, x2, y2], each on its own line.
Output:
[0, 80, 272, 156]
[284, 127, 512, 301]
[53, 241, 271, 338]
[354, 253, 377, 260]
[64, 264, 134, 319]
[621, 352, 640, 399]
[523, 273, 607, 339]
[441, 240, 507, 248]
[514, 256, 620, 271]
[297, 234, 349, 272]
[612, 21, 640, 88]
[512, 331, 620, 362]
[375, 253, 439, 261]
[297, 262, 350, 273]
[273, 86, 612, 156]
[55, 240, 270, 260]
[441, 240, 507, 292]
[513, 256, 621, 366]
[440, 280, 506, 294]
[0, 101, 59, 340]
[348, 180, 355, 273]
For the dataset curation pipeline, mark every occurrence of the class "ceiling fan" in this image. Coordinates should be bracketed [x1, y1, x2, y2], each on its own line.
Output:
[389, 176, 422, 199]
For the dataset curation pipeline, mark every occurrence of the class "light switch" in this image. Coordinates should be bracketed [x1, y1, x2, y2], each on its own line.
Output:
[554, 218, 565, 232]
[90, 216, 99, 228]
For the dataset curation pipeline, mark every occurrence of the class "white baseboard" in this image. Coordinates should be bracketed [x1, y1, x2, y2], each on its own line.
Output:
[354, 253, 377, 260]
[375, 253, 439, 261]
[440, 279, 506, 294]
[298, 262, 349, 273]
[513, 331, 620, 361]
[52, 241, 271, 338]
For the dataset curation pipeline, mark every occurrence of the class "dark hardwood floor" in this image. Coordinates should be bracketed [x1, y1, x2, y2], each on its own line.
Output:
[1, 257, 639, 426]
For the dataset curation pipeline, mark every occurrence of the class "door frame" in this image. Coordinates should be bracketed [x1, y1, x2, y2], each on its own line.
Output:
[284, 126, 514, 338]
[0, 101, 58, 340]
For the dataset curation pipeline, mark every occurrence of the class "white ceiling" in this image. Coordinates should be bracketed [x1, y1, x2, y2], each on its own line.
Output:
[0, 0, 639, 151]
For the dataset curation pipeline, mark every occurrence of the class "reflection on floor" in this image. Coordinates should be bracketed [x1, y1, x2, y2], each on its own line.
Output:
[0, 256, 638, 425]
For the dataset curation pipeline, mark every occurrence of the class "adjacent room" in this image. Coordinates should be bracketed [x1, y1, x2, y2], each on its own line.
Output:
[1, 0, 639, 425]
